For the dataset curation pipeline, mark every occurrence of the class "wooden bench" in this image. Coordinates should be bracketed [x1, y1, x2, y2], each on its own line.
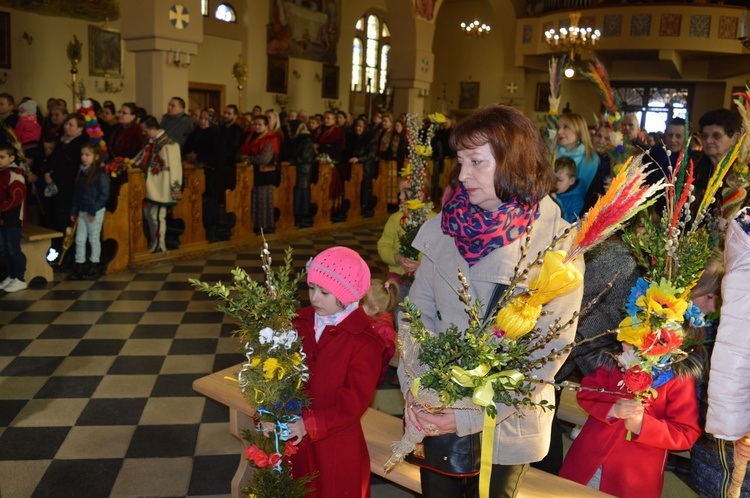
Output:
[193, 365, 612, 497]
[21, 224, 63, 283]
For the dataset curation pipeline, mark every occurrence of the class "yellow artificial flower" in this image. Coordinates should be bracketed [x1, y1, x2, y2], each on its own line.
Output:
[291, 352, 302, 366]
[250, 357, 261, 368]
[638, 285, 688, 322]
[429, 112, 447, 124]
[406, 199, 425, 211]
[494, 296, 542, 340]
[400, 162, 412, 176]
[617, 316, 651, 347]
[414, 144, 432, 157]
[262, 357, 286, 380]
[549, 110, 558, 116]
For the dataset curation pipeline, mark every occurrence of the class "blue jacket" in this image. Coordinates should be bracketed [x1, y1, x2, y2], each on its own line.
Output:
[70, 167, 110, 216]
[554, 183, 585, 223]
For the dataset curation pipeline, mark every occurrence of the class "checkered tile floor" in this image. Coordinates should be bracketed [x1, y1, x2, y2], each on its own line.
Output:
[0, 225, 414, 498]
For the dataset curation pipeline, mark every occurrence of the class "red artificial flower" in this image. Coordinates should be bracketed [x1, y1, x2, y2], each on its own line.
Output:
[245, 444, 270, 468]
[622, 366, 653, 393]
[268, 453, 281, 467]
[283, 442, 299, 457]
[150, 167, 159, 175]
[640, 327, 683, 356]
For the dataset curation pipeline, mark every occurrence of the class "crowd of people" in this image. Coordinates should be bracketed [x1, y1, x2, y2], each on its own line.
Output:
[2, 88, 749, 498]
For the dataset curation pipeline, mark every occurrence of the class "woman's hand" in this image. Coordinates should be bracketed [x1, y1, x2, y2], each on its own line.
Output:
[349, 157, 358, 164]
[44, 172, 52, 183]
[405, 392, 457, 436]
[396, 253, 420, 273]
[259, 421, 275, 437]
[87, 214, 96, 223]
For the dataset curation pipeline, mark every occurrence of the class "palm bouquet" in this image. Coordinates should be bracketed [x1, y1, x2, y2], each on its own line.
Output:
[190, 240, 313, 497]
[397, 113, 444, 279]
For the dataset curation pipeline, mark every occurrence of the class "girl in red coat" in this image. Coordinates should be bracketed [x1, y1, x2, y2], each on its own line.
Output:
[361, 277, 400, 386]
[559, 342, 703, 498]
[287, 246, 385, 498]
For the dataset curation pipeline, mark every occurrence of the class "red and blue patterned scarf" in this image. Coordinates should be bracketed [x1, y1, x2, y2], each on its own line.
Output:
[441, 184, 538, 267]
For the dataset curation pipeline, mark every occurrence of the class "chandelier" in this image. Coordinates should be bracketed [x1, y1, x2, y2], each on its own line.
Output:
[544, 12, 600, 60]
[460, 20, 491, 37]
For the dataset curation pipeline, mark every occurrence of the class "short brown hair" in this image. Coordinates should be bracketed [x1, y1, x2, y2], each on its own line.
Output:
[449, 105, 555, 205]
[554, 156, 577, 177]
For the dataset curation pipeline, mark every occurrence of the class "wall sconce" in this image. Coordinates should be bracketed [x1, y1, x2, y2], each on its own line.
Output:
[0, 73, 7, 85]
[22, 32, 33, 45]
[292, 69, 301, 80]
[326, 99, 341, 110]
[417, 88, 429, 98]
[95, 78, 124, 94]
[314, 73, 322, 83]
[275, 94, 289, 109]
[167, 49, 191, 68]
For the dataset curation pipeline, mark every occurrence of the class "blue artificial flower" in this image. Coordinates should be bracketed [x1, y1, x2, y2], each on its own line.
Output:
[615, 145, 625, 153]
[626, 278, 650, 320]
[684, 303, 706, 328]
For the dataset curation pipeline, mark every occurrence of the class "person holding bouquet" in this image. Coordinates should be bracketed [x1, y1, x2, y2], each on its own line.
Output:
[398, 105, 585, 498]
[286, 246, 386, 497]
[558, 335, 703, 498]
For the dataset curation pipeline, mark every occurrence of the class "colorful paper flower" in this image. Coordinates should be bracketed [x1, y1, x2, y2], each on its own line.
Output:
[622, 366, 653, 393]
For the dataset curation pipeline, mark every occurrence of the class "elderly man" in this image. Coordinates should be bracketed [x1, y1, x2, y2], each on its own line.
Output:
[160, 96, 194, 150]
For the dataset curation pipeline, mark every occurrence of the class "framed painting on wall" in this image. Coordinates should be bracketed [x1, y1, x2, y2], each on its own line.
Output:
[88, 25, 122, 77]
[0, 12, 10, 69]
[322, 64, 339, 99]
[266, 55, 289, 94]
[536, 83, 551, 112]
[459, 82, 479, 109]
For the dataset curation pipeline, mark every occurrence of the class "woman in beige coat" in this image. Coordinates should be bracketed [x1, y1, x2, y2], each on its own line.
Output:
[398, 105, 584, 498]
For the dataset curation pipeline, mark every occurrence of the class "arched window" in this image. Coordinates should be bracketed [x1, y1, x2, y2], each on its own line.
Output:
[351, 13, 390, 94]
[201, 0, 209, 17]
[215, 3, 236, 23]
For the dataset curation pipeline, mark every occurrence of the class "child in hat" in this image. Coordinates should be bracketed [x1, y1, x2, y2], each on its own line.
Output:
[286, 246, 385, 498]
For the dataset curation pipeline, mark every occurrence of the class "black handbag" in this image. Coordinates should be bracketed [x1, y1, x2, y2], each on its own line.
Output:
[405, 432, 482, 477]
[404, 282, 508, 477]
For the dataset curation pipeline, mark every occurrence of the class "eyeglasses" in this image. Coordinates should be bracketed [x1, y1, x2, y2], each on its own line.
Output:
[701, 131, 729, 142]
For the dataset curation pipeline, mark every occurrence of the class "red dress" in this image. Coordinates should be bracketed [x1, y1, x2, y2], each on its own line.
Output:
[291, 306, 385, 498]
[559, 366, 701, 498]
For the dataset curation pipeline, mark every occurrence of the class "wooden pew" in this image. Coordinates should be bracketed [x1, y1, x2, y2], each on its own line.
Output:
[21, 224, 62, 283]
[193, 365, 613, 498]
[101, 172, 131, 274]
[225, 163, 253, 238]
[344, 163, 363, 220]
[172, 163, 206, 247]
[372, 160, 388, 216]
[310, 162, 333, 227]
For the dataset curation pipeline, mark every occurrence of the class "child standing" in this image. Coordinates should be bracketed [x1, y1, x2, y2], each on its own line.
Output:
[0, 144, 27, 293]
[70, 143, 110, 279]
[558, 341, 703, 498]
[361, 277, 400, 386]
[288, 246, 385, 498]
[551, 156, 584, 223]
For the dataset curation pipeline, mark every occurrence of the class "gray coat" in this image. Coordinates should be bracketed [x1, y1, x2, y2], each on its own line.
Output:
[398, 196, 584, 465]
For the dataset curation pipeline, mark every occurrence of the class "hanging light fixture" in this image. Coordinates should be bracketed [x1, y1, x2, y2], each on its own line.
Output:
[544, 12, 600, 61]
[460, 19, 491, 38]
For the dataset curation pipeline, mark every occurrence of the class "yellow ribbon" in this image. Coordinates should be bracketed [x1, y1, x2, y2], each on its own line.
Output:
[449, 365, 525, 407]
[479, 411, 495, 498]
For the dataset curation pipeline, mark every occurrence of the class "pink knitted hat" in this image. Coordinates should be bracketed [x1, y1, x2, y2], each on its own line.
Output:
[307, 247, 371, 305]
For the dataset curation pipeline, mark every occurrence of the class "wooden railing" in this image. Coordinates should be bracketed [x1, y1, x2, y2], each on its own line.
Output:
[101, 158, 451, 273]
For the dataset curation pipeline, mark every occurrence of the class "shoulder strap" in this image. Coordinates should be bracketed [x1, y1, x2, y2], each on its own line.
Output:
[483, 283, 509, 323]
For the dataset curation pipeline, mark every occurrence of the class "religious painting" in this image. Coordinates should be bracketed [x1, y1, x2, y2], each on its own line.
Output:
[322, 64, 339, 99]
[88, 25, 122, 77]
[459, 82, 480, 109]
[536, 83, 551, 112]
[267, 0, 339, 64]
[267, 55, 289, 94]
[0, 0, 118, 22]
[0, 11, 9, 69]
